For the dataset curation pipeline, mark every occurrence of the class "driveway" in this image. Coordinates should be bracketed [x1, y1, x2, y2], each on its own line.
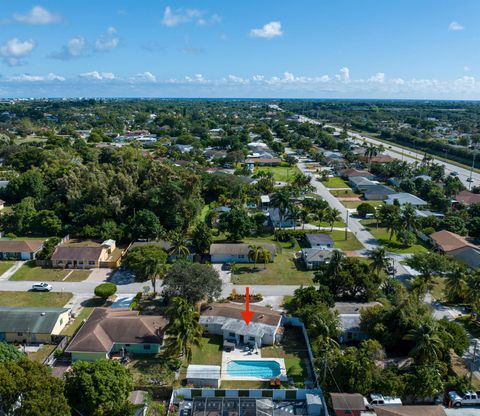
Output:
[212, 264, 231, 284]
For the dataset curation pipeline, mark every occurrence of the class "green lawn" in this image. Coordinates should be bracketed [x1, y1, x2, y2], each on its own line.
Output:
[310, 220, 347, 229]
[361, 221, 428, 254]
[342, 200, 385, 209]
[0, 291, 72, 307]
[254, 165, 301, 182]
[329, 230, 363, 251]
[431, 278, 446, 301]
[179, 336, 223, 381]
[0, 261, 14, 276]
[29, 344, 56, 363]
[128, 355, 177, 387]
[321, 177, 350, 188]
[10, 261, 91, 282]
[330, 189, 360, 198]
[232, 236, 314, 285]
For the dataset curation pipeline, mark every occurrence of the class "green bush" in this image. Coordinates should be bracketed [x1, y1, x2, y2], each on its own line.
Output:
[356, 202, 376, 218]
[130, 292, 142, 310]
[94, 283, 117, 300]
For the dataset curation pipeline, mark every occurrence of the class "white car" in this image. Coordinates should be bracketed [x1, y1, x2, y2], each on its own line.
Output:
[31, 282, 52, 292]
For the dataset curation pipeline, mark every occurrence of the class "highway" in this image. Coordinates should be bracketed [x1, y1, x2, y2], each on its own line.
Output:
[296, 114, 480, 189]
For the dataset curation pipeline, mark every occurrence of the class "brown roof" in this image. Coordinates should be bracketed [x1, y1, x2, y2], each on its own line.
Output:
[201, 302, 282, 327]
[374, 406, 446, 416]
[245, 157, 282, 165]
[338, 168, 373, 178]
[456, 190, 480, 205]
[51, 245, 104, 262]
[210, 243, 276, 256]
[0, 239, 43, 253]
[430, 230, 476, 252]
[65, 308, 168, 353]
[330, 393, 366, 411]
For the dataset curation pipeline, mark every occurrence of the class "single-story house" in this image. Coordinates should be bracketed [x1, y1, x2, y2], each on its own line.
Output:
[363, 185, 396, 201]
[0, 307, 70, 344]
[430, 230, 480, 270]
[334, 302, 382, 344]
[0, 239, 44, 260]
[186, 364, 221, 388]
[51, 239, 120, 269]
[301, 248, 334, 270]
[338, 168, 375, 180]
[130, 240, 194, 262]
[244, 157, 281, 166]
[455, 190, 480, 206]
[305, 233, 334, 249]
[267, 207, 296, 228]
[66, 308, 168, 362]
[260, 195, 270, 211]
[330, 393, 367, 416]
[385, 193, 428, 207]
[363, 154, 394, 164]
[348, 176, 376, 190]
[200, 303, 283, 347]
[414, 174, 432, 181]
[209, 243, 276, 264]
[415, 209, 444, 218]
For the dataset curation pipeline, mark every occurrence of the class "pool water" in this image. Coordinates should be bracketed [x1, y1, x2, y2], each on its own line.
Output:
[227, 360, 281, 378]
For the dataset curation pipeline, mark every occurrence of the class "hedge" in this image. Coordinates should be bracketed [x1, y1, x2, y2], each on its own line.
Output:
[94, 283, 117, 300]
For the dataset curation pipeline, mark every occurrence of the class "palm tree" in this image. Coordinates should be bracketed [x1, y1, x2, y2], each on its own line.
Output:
[404, 319, 444, 363]
[168, 232, 190, 258]
[445, 265, 468, 304]
[163, 297, 203, 361]
[259, 248, 272, 269]
[368, 247, 389, 277]
[401, 203, 418, 232]
[315, 208, 326, 230]
[326, 250, 345, 279]
[143, 255, 167, 295]
[287, 204, 300, 230]
[325, 207, 341, 231]
[248, 244, 262, 269]
[270, 188, 292, 229]
[299, 209, 310, 230]
[364, 144, 379, 169]
[467, 272, 480, 314]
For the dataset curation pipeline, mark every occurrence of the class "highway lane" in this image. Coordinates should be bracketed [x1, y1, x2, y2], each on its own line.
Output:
[296, 114, 480, 189]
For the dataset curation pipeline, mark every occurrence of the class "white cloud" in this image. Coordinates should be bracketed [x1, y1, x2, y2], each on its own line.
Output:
[161, 6, 219, 27]
[335, 67, 350, 82]
[464, 65, 471, 72]
[135, 72, 157, 82]
[449, 21, 464, 31]
[14, 6, 61, 25]
[51, 37, 86, 60]
[369, 72, 385, 83]
[250, 21, 283, 39]
[8, 73, 65, 82]
[80, 71, 116, 80]
[0, 38, 36, 66]
[95, 27, 119, 51]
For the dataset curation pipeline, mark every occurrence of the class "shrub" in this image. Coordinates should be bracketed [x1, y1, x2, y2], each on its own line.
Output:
[356, 202, 376, 218]
[422, 227, 436, 236]
[94, 283, 117, 300]
[130, 292, 142, 310]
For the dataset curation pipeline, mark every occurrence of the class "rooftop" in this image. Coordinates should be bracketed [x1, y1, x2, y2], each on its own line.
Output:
[330, 393, 366, 411]
[430, 229, 477, 253]
[0, 307, 69, 334]
[305, 233, 334, 247]
[0, 239, 44, 253]
[456, 190, 480, 205]
[385, 193, 428, 206]
[210, 243, 276, 257]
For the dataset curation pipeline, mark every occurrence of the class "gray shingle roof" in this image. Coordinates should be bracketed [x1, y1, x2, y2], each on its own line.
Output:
[0, 307, 69, 334]
[305, 233, 334, 247]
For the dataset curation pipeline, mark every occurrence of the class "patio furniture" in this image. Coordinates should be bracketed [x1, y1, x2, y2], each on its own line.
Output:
[223, 340, 235, 352]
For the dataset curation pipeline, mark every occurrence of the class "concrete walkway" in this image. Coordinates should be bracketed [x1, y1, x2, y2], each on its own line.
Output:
[0, 260, 26, 281]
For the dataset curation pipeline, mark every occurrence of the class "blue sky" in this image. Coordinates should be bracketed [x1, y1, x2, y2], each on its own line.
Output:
[0, 0, 479, 98]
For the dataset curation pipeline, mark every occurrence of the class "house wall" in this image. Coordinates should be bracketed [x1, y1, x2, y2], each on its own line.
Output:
[211, 254, 249, 263]
[202, 321, 278, 347]
[2, 332, 52, 344]
[71, 351, 109, 362]
[52, 259, 99, 269]
[187, 377, 220, 388]
[364, 193, 389, 201]
[0, 251, 36, 260]
[111, 343, 161, 355]
[50, 310, 70, 335]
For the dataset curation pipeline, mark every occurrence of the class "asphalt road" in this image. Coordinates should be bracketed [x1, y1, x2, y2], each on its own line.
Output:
[297, 114, 480, 189]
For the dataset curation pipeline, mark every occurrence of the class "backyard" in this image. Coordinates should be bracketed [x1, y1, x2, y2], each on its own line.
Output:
[179, 335, 223, 382]
[0, 291, 73, 307]
[10, 261, 91, 282]
[254, 165, 301, 182]
[342, 200, 385, 209]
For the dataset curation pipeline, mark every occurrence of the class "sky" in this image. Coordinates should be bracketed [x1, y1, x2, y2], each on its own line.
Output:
[0, 0, 479, 99]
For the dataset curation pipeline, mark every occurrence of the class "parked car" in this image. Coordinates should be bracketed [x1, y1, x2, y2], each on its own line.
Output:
[448, 391, 480, 408]
[31, 282, 52, 292]
[451, 171, 459, 176]
[366, 394, 402, 410]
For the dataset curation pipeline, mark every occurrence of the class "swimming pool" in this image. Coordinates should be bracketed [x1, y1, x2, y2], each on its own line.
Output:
[227, 360, 281, 378]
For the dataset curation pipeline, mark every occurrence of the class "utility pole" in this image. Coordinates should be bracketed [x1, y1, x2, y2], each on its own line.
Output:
[470, 340, 478, 388]
[469, 144, 477, 191]
[345, 210, 349, 240]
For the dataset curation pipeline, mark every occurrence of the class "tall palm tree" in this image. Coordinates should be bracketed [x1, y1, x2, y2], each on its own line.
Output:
[445, 265, 468, 304]
[325, 207, 341, 231]
[404, 319, 444, 363]
[287, 204, 300, 230]
[168, 232, 190, 258]
[248, 244, 262, 269]
[327, 250, 345, 279]
[368, 247, 389, 277]
[315, 208, 326, 230]
[143, 255, 167, 295]
[467, 272, 480, 313]
[299, 209, 310, 230]
[259, 248, 272, 269]
[163, 297, 203, 361]
[401, 203, 418, 232]
[270, 188, 292, 229]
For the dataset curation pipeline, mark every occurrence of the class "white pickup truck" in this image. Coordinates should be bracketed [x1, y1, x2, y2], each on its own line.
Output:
[366, 394, 403, 409]
[448, 391, 480, 408]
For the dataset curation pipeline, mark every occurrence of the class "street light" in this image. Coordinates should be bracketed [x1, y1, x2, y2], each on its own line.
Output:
[469, 143, 478, 191]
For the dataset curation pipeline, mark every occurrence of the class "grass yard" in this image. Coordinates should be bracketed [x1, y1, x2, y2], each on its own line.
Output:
[128, 355, 177, 387]
[431, 278, 446, 301]
[361, 222, 428, 254]
[10, 261, 91, 282]
[232, 237, 314, 285]
[321, 176, 350, 188]
[221, 380, 271, 389]
[310, 220, 347, 229]
[254, 165, 301, 183]
[28, 344, 56, 363]
[179, 336, 223, 381]
[0, 260, 14, 276]
[341, 200, 385, 209]
[262, 327, 311, 385]
[329, 230, 363, 251]
[0, 291, 72, 307]
[330, 189, 361, 198]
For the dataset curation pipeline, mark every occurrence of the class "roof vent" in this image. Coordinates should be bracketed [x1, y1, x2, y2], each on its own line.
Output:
[41, 312, 46, 316]
[259, 315, 264, 319]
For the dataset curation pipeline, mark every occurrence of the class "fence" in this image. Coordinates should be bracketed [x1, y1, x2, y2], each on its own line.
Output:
[43, 335, 69, 366]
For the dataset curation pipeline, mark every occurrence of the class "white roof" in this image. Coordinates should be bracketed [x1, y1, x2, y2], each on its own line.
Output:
[385, 193, 427, 206]
[186, 364, 221, 380]
[260, 195, 270, 203]
[102, 239, 115, 247]
[248, 142, 268, 148]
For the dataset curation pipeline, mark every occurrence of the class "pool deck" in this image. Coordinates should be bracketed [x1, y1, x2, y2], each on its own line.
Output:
[221, 345, 286, 381]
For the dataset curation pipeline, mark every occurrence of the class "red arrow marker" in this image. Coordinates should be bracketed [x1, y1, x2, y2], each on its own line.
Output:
[241, 287, 254, 325]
